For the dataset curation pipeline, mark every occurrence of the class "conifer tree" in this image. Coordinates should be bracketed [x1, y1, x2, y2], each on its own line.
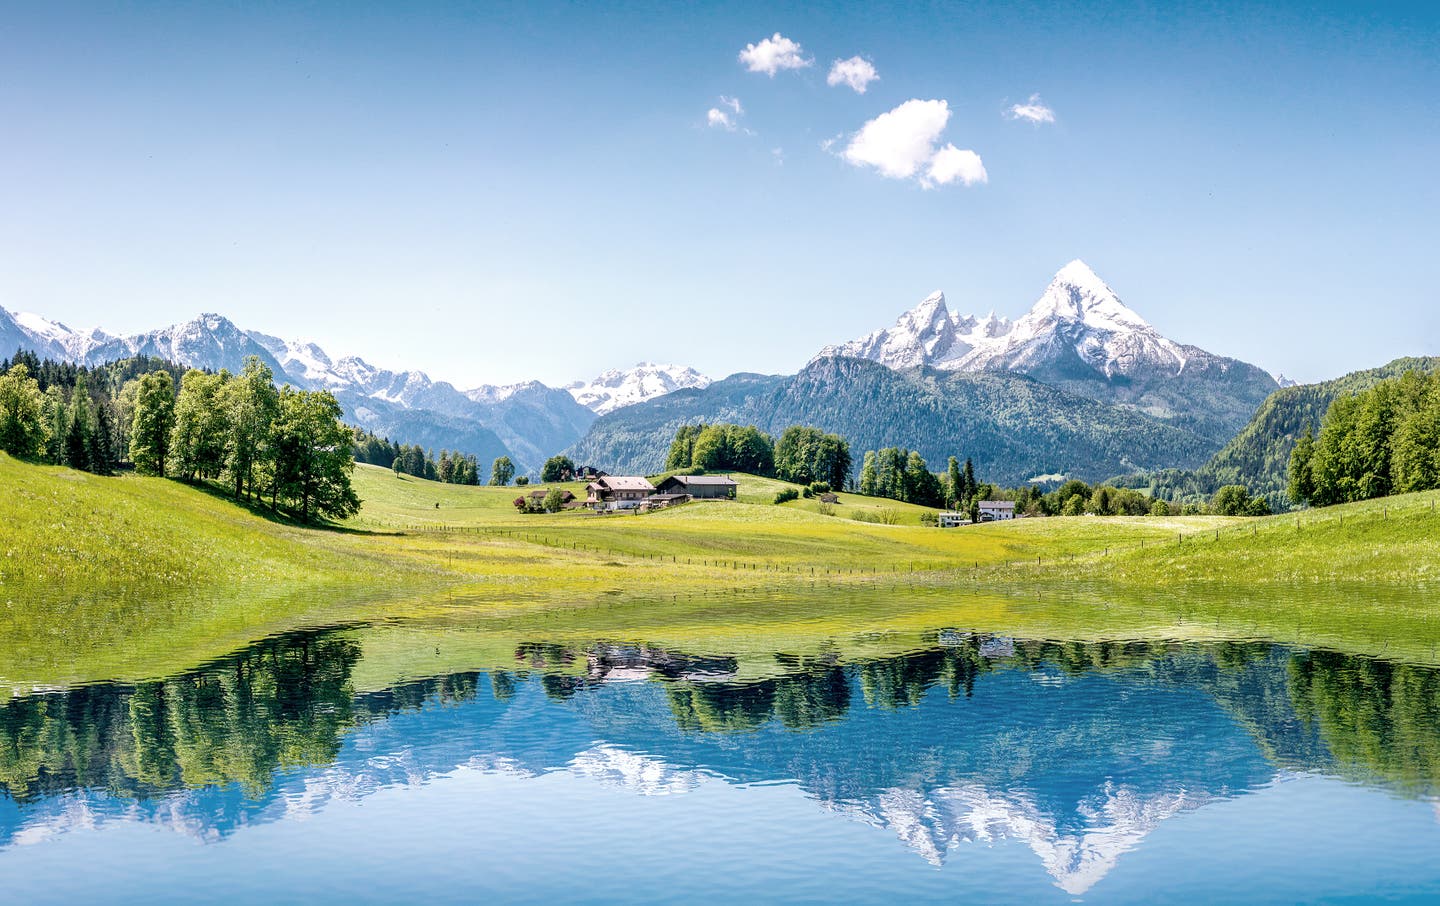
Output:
[64, 373, 95, 470]
[946, 456, 962, 510]
[89, 403, 115, 475]
[1287, 428, 1316, 504]
[859, 450, 878, 496]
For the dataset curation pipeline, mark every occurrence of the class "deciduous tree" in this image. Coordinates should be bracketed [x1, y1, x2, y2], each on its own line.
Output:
[129, 370, 175, 476]
[0, 364, 49, 459]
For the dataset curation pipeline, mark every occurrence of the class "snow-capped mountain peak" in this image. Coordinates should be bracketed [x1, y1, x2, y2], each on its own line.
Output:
[465, 380, 548, 404]
[566, 362, 712, 415]
[1030, 259, 1151, 333]
[816, 259, 1196, 382]
[818, 290, 961, 370]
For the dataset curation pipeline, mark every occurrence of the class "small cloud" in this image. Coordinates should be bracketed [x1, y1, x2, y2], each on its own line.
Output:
[1007, 93, 1056, 124]
[707, 108, 735, 130]
[927, 145, 988, 186]
[840, 98, 986, 189]
[827, 56, 879, 94]
[720, 95, 744, 115]
[771, 147, 785, 166]
[739, 33, 812, 76]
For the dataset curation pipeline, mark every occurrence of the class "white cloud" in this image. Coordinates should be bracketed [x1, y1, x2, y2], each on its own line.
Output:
[771, 147, 785, 166]
[707, 107, 735, 130]
[843, 99, 950, 179]
[827, 56, 879, 93]
[1007, 93, 1056, 124]
[840, 98, 986, 188]
[927, 144, 988, 186]
[738, 33, 812, 76]
[720, 95, 743, 115]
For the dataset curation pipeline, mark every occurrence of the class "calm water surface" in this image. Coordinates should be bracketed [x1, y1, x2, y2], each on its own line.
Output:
[3, 621, 1440, 903]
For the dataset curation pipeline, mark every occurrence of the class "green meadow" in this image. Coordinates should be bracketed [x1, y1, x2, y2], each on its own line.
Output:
[3, 453, 1439, 694]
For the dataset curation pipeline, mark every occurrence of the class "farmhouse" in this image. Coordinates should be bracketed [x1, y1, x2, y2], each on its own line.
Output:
[586, 476, 656, 510]
[937, 512, 972, 528]
[527, 488, 576, 505]
[654, 475, 738, 500]
[640, 492, 691, 511]
[978, 500, 1016, 522]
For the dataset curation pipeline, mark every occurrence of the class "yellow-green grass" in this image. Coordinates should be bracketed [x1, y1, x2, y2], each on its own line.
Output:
[1007, 488, 1440, 585]
[344, 465, 1222, 572]
[5, 454, 1440, 694]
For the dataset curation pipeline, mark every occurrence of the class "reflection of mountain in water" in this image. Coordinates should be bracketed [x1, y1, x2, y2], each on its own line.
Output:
[2, 632, 1439, 895]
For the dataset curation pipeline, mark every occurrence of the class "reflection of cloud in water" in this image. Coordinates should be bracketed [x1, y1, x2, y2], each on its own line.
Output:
[567, 745, 708, 796]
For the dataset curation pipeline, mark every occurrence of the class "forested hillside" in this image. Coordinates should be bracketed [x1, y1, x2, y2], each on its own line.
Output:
[567, 357, 1214, 485]
[1125, 357, 1440, 510]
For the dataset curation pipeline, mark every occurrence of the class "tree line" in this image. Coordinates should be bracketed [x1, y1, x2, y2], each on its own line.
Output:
[1289, 369, 1440, 507]
[354, 429, 485, 485]
[1, 353, 359, 522]
[664, 423, 852, 489]
[0, 351, 188, 475]
[858, 449, 982, 511]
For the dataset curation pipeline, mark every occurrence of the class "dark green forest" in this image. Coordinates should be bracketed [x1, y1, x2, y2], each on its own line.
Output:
[567, 357, 1216, 485]
[1125, 357, 1440, 511]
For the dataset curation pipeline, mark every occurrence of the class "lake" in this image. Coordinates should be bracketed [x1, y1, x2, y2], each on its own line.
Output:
[2, 613, 1439, 903]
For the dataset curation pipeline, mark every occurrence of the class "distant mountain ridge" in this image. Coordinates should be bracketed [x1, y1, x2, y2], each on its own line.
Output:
[2, 259, 1284, 480]
[0, 306, 611, 472]
[565, 363, 712, 415]
[566, 356, 1215, 485]
[819, 260, 1279, 444]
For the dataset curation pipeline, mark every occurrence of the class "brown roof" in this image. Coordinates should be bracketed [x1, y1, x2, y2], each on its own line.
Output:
[662, 475, 737, 487]
[596, 476, 655, 491]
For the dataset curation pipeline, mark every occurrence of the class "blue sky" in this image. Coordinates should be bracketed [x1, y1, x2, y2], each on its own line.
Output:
[2, 1, 1437, 386]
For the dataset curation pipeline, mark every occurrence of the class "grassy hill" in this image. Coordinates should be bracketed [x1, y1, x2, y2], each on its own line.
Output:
[5, 454, 1440, 691]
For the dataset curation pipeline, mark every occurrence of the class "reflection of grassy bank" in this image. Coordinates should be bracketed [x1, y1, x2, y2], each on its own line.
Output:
[341, 579, 1440, 694]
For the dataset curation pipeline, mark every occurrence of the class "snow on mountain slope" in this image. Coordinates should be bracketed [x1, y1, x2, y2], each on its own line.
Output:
[81, 313, 290, 378]
[13, 312, 116, 360]
[816, 260, 1279, 443]
[819, 260, 1188, 379]
[248, 331, 340, 387]
[566, 363, 712, 415]
[0, 307, 52, 359]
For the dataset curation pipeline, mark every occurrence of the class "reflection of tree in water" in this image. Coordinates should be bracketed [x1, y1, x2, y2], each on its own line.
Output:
[1290, 650, 1440, 794]
[0, 634, 361, 802]
[7, 629, 1440, 808]
[665, 661, 851, 733]
[356, 671, 482, 716]
[0, 634, 495, 804]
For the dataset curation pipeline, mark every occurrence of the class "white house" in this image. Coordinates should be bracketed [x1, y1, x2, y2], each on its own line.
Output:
[978, 500, 1016, 521]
